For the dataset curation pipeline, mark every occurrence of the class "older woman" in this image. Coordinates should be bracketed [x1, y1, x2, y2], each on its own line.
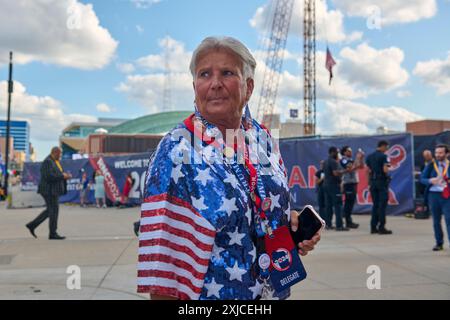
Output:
[137, 36, 321, 300]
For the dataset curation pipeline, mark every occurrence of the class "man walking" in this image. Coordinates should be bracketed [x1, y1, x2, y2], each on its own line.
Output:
[323, 147, 349, 231]
[420, 145, 450, 251]
[26, 147, 71, 240]
[366, 140, 392, 235]
[340, 146, 364, 229]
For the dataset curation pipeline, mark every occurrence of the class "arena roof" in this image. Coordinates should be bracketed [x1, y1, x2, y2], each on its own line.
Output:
[108, 111, 192, 134]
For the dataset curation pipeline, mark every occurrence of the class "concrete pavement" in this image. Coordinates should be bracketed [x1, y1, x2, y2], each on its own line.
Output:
[0, 204, 449, 300]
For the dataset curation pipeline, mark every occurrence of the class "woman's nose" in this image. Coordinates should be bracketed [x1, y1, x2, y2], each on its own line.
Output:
[210, 74, 223, 89]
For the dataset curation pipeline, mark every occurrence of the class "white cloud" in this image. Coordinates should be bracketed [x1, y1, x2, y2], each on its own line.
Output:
[396, 90, 411, 98]
[116, 73, 194, 113]
[345, 31, 364, 44]
[117, 36, 195, 113]
[316, 50, 369, 100]
[0, 0, 118, 69]
[136, 36, 192, 73]
[318, 100, 423, 135]
[332, 0, 437, 26]
[96, 103, 114, 113]
[250, 0, 363, 43]
[0, 81, 96, 142]
[413, 52, 450, 95]
[116, 62, 136, 74]
[130, 0, 162, 9]
[339, 43, 409, 91]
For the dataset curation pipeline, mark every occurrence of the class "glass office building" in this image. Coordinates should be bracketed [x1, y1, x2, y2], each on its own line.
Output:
[0, 120, 30, 159]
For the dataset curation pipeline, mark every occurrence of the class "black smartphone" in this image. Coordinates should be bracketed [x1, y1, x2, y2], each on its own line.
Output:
[290, 205, 325, 244]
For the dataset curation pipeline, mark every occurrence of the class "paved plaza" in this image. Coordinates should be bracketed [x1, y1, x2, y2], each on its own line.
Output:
[0, 204, 449, 300]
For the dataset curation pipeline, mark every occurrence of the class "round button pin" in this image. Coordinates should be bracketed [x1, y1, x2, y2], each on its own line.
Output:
[261, 198, 272, 211]
[224, 146, 234, 158]
[258, 253, 271, 270]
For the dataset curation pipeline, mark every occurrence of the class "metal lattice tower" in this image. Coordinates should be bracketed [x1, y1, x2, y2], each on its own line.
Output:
[303, 0, 316, 135]
[256, 0, 294, 128]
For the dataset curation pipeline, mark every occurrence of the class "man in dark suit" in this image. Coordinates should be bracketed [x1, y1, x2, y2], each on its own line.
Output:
[26, 147, 72, 240]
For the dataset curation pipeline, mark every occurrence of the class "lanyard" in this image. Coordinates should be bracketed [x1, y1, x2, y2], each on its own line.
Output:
[433, 160, 449, 179]
[184, 113, 273, 236]
[240, 141, 273, 237]
[54, 160, 63, 173]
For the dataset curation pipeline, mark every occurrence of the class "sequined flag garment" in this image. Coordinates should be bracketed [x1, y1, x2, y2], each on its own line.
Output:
[138, 193, 216, 299]
[137, 113, 292, 300]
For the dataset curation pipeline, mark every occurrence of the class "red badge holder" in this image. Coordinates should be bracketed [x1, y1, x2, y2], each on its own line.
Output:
[264, 225, 307, 293]
[442, 178, 450, 199]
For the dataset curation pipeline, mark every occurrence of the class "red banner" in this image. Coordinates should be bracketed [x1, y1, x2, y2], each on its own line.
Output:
[89, 156, 122, 203]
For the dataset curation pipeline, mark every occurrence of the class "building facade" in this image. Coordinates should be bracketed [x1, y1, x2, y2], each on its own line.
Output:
[406, 119, 450, 135]
[0, 120, 30, 159]
[60, 118, 129, 159]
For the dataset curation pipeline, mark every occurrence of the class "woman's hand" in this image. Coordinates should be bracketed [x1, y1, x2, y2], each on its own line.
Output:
[298, 232, 321, 256]
[290, 210, 321, 256]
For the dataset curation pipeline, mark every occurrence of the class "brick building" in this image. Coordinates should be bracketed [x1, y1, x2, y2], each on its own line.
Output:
[406, 119, 450, 135]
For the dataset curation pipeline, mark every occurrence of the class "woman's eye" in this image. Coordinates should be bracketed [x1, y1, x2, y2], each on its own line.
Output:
[223, 70, 234, 76]
[199, 71, 209, 77]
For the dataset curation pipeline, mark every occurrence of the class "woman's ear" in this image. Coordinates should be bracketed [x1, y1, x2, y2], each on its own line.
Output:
[193, 82, 198, 105]
[245, 78, 254, 101]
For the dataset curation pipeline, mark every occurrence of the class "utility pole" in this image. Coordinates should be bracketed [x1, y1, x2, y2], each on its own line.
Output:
[4, 51, 13, 196]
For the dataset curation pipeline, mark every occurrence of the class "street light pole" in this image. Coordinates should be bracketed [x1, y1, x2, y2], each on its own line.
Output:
[4, 51, 13, 197]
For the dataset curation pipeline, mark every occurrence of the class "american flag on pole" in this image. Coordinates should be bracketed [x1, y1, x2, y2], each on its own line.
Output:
[138, 193, 216, 300]
[326, 46, 336, 85]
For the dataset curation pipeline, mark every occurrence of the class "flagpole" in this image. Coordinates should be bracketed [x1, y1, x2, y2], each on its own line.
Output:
[4, 51, 13, 197]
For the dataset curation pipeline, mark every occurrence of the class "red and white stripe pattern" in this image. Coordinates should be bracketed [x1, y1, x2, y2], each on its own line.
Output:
[137, 194, 216, 300]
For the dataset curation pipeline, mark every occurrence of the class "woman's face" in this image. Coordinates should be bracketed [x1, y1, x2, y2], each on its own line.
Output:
[193, 48, 253, 127]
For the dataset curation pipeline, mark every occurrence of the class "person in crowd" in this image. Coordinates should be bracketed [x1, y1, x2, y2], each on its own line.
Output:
[94, 170, 106, 208]
[415, 150, 434, 219]
[323, 146, 349, 231]
[137, 36, 321, 300]
[420, 144, 450, 251]
[26, 147, 71, 240]
[315, 160, 326, 221]
[340, 146, 364, 229]
[79, 170, 89, 208]
[366, 140, 392, 235]
[119, 172, 134, 208]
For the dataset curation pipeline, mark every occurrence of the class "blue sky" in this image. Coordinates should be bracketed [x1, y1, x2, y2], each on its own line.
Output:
[0, 0, 449, 160]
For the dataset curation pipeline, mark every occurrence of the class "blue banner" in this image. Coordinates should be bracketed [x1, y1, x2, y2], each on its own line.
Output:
[22, 154, 152, 205]
[280, 133, 414, 215]
[22, 133, 414, 215]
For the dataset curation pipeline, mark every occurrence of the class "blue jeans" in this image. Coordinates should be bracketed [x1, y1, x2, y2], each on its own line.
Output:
[343, 183, 357, 225]
[428, 192, 450, 246]
[317, 186, 326, 221]
[369, 180, 389, 230]
[324, 184, 343, 228]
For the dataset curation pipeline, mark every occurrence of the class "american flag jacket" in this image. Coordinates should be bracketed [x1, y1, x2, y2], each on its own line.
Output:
[137, 113, 292, 300]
